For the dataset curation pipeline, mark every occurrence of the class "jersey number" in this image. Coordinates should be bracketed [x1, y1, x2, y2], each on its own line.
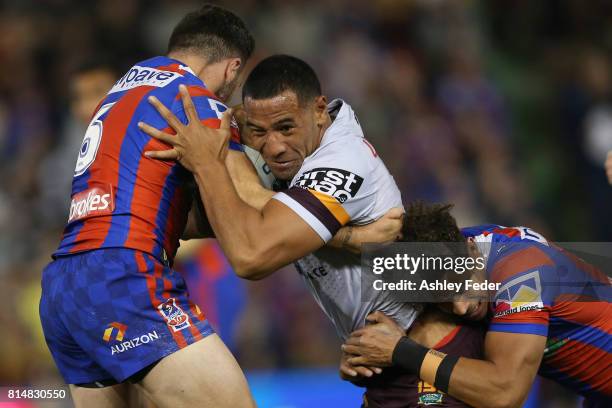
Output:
[74, 102, 115, 177]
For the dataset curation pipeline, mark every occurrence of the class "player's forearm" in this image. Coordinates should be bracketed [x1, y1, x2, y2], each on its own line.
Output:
[233, 177, 274, 211]
[193, 160, 295, 279]
[392, 339, 529, 408]
[329, 226, 360, 254]
[225, 150, 274, 211]
[193, 160, 263, 270]
[444, 358, 529, 408]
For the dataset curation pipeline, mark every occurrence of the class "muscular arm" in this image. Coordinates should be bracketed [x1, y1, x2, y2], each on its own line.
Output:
[182, 149, 401, 249]
[182, 149, 273, 239]
[344, 313, 546, 408]
[441, 332, 545, 408]
[193, 158, 324, 279]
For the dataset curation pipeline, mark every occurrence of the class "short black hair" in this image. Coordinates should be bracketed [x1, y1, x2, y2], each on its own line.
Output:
[168, 4, 254, 63]
[242, 55, 322, 105]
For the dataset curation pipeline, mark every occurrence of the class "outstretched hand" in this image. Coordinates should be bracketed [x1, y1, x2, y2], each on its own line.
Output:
[138, 84, 232, 172]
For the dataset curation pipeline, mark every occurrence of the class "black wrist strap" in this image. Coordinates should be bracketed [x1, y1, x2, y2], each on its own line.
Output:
[391, 336, 429, 374]
[434, 355, 459, 393]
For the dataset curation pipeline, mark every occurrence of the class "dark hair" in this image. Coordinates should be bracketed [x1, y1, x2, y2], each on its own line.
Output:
[242, 54, 322, 105]
[400, 201, 471, 290]
[168, 4, 254, 63]
[401, 201, 466, 244]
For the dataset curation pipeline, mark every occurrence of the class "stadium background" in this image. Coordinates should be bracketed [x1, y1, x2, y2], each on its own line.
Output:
[0, 0, 610, 407]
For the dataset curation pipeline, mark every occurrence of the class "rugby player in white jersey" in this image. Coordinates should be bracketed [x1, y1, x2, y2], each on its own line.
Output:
[140, 55, 415, 376]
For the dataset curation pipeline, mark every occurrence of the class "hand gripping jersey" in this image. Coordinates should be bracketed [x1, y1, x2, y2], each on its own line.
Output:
[462, 225, 612, 401]
[273, 99, 416, 340]
[54, 56, 241, 264]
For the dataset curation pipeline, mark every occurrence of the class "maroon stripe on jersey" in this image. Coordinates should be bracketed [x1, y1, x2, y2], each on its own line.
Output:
[285, 187, 341, 235]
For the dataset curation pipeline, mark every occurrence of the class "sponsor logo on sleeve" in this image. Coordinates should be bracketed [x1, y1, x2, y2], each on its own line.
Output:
[493, 271, 544, 317]
[158, 298, 191, 332]
[294, 167, 364, 203]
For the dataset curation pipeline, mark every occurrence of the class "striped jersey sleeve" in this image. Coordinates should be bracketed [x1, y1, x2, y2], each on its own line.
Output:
[489, 249, 557, 337]
[273, 155, 375, 242]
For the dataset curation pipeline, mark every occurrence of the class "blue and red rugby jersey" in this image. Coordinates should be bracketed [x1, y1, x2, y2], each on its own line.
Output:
[462, 225, 612, 400]
[54, 56, 241, 264]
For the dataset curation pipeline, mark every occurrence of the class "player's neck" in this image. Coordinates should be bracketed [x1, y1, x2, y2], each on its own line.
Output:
[316, 113, 333, 147]
[167, 52, 222, 94]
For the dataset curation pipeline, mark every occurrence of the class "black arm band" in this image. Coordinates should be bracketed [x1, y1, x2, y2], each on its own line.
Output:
[434, 355, 459, 393]
[391, 336, 429, 374]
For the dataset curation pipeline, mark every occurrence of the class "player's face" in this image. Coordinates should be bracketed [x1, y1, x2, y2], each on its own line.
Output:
[243, 91, 327, 181]
[450, 297, 488, 321]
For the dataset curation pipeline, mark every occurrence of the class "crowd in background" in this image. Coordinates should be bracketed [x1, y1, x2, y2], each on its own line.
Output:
[0, 1, 610, 406]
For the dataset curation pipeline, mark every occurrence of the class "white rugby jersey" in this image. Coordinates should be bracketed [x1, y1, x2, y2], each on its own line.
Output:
[273, 99, 418, 340]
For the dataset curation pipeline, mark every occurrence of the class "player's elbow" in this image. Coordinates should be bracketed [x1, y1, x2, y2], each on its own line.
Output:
[488, 395, 523, 408]
[231, 251, 270, 281]
[485, 382, 525, 408]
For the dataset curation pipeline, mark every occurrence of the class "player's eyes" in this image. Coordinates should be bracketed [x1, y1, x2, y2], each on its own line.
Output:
[250, 129, 266, 137]
[279, 126, 294, 133]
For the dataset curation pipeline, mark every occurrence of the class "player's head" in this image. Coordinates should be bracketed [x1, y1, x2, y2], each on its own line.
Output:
[167, 4, 255, 101]
[400, 201, 488, 320]
[241, 55, 329, 181]
[71, 58, 118, 125]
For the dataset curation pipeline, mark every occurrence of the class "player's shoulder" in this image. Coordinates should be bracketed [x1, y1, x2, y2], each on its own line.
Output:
[304, 100, 376, 171]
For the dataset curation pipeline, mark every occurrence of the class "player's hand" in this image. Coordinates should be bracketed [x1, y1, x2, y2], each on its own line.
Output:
[355, 207, 404, 244]
[339, 350, 382, 382]
[606, 150, 612, 185]
[139, 84, 232, 172]
[232, 104, 249, 139]
[342, 311, 406, 367]
[333, 207, 404, 253]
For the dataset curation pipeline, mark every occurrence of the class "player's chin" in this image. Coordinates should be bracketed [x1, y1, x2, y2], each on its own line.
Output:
[270, 161, 299, 180]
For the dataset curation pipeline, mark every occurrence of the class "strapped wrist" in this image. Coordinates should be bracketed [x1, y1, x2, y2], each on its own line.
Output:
[391, 336, 429, 374]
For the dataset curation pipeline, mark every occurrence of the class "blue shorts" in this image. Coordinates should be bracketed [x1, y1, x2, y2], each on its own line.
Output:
[39, 248, 214, 384]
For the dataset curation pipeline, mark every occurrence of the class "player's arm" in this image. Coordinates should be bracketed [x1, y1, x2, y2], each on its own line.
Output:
[176, 147, 316, 268]
[140, 86, 340, 278]
[440, 332, 545, 408]
[181, 126, 274, 240]
[343, 312, 545, 408]
[182, 145, 403, 247]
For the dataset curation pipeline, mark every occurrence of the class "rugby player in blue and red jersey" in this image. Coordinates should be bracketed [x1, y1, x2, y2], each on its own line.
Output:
[39, 5, 260, 407]
[343, 202, 611, 408]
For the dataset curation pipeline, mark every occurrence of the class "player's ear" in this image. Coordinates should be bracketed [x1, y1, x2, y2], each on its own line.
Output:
[224, 57, 242, 82]
[313, 95, 328, 127]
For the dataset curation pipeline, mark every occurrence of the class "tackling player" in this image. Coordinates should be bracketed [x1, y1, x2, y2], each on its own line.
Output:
[342, 203, 612, 408]
[39, 5, 260, 407]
